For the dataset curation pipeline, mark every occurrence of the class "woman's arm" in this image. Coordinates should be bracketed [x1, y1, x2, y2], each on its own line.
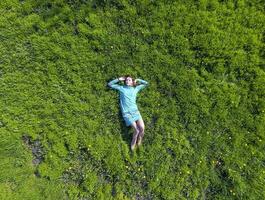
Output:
[107, 77, 125, 91]
[135, 79, 148, 85]
[135, 78, 149, 92]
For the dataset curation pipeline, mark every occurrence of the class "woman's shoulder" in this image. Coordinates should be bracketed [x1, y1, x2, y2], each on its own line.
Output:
[120, 86, 136, 93]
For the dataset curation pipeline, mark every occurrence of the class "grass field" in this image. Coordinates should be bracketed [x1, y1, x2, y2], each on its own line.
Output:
[0, 0, 264, 199]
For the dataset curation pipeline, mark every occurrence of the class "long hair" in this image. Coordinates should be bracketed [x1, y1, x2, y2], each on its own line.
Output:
[124, 74, 137, 87]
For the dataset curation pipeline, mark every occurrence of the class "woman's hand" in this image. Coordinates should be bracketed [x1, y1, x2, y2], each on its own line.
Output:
[118, 77, 125, 81]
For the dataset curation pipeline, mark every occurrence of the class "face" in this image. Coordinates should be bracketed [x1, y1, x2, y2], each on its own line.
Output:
[125, 77, 133, 86]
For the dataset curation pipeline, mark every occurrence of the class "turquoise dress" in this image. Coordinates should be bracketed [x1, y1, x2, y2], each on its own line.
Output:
[108, 78, 149, 126]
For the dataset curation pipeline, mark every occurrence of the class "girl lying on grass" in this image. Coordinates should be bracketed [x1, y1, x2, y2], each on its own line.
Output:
[108, 75, 149, 151]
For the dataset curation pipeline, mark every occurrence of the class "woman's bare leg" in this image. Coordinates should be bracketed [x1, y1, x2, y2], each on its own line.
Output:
[130, 121, 139, 151]
[136, 118, 145, 146]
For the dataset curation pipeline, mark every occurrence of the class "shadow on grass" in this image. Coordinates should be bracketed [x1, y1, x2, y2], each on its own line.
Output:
[117, 109, 142, 158]
[118, 109, 131, 143]
[117, 109, 148, 159]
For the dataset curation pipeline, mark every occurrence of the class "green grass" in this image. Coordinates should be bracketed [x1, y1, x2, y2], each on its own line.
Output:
[0, 0, 264, 199]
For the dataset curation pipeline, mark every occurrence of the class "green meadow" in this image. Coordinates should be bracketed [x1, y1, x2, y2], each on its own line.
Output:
[0, 0, 264, 199]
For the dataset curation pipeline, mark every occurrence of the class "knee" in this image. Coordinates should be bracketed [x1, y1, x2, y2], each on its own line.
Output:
[138, 127, 145, 135]
[134, 128, 140, 135]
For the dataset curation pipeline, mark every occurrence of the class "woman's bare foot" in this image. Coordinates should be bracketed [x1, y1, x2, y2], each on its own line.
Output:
[131, 143, 136, 151]
[131, 136, 137, 151]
